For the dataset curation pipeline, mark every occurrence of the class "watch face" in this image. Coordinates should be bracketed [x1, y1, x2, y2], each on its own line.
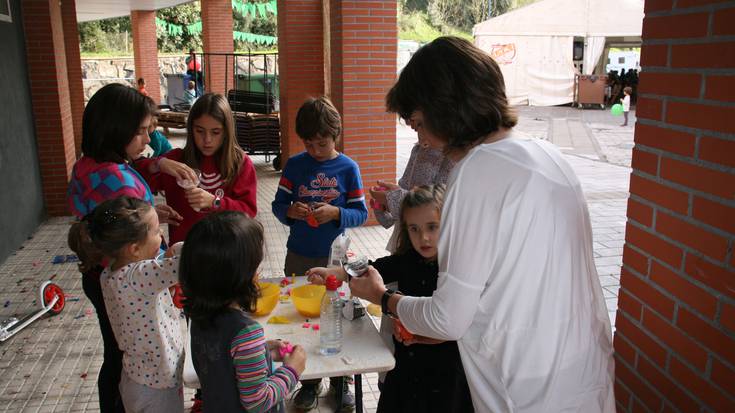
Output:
[215, 188, 225, 198]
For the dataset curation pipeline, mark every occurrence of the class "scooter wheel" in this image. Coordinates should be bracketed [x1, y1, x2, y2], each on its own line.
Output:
[40, 282, 65, 315]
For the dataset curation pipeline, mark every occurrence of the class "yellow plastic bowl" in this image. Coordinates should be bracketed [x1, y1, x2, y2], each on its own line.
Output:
[254, 282, 280, 316]
[291, 284, 326, 317]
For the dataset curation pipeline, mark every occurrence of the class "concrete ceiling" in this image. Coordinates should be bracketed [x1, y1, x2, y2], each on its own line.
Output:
[75, 0, 194, 22]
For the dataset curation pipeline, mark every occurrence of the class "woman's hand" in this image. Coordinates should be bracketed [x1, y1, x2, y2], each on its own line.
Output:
[306, 267, 330, 285]
[349, 266, 386, 305]
[155, 204, 183, 226]
[158, 158, 198, 182]
[184, 188, 215, 210]
[286, 202, 310, 220]
[311, 203, 339, 224]
[283, 345, 306, 375]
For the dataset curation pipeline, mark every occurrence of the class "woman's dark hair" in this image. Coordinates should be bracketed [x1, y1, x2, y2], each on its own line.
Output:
[386, 36, 517, 153]
[68, 196, 153, 269]
[81, 83, 156, 163]
[395, 184, 446, 256]
[183, 93, 244, 186]
[179, 211, 264, 326]
[295, 96, 342, 142]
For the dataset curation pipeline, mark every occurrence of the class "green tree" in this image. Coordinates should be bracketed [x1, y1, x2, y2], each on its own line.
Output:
[427, 0, 512, 32]
[156, 2, 202, 52]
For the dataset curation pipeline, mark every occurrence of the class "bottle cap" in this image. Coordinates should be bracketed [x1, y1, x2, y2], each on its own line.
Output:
[325, 274, 342, 291]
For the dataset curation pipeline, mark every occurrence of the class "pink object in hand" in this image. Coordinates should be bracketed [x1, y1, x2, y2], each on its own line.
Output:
[278, 343, 294, 358]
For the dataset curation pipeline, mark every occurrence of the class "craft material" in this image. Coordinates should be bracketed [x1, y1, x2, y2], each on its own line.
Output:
[302, 322, 311, 329]
[278, 343, 294, 359]
[366, 304, 382, 317]
[267, 316, 291, 324]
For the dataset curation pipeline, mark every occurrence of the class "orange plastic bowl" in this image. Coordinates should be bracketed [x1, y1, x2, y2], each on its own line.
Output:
[253, 282, 280, 316]
[291, 284, 326, 317]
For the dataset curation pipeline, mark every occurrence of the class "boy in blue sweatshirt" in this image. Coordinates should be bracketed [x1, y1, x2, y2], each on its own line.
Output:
[272, 96, 367, 411]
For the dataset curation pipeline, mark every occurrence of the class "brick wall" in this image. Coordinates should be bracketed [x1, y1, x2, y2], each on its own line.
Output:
[614, 0, 735, 411]
[277, 0, 325, 161]
[201, 0, 234, 95]
[131, 10, 161, 103]
[329, 0, 397, 225]
[22, 0, 76, 216]
[60, 0, 84, 156]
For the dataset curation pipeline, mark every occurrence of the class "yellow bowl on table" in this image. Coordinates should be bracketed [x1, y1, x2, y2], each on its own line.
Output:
[291, 284, 326, 317]
[254, 282, 280, 316]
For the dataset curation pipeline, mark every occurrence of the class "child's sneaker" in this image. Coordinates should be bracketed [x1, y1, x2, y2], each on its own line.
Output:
[292, 381, 322, 411]
[330, 376, 355, 412]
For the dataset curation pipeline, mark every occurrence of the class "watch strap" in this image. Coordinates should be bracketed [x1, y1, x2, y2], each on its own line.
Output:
[381, 288, 399, 318]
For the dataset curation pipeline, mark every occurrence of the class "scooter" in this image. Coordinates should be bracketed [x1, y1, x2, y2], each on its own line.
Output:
[0, 281, 65, 342]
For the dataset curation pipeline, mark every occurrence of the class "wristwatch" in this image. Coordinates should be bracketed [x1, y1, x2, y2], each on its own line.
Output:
[212, 196, 222, 209]
[381, 288, 400, 318]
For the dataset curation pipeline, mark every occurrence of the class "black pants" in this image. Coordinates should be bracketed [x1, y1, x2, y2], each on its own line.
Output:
[82, 267, 125, 413]
[622, 111, 629, 126]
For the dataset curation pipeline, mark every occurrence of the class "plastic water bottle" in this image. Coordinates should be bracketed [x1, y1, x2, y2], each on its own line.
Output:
[319, 275, 343, 356]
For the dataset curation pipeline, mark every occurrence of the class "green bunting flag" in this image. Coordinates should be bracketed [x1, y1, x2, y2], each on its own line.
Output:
[154, 0, 277, 44]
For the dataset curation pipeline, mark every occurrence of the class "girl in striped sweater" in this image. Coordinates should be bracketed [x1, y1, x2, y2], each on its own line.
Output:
[180, 211, 306, 413]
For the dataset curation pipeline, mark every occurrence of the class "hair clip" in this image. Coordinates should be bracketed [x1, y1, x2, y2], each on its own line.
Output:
[102, 209, 118, 225]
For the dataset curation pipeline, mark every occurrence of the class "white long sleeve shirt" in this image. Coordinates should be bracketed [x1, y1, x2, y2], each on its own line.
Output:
[397, 135, 614, 413]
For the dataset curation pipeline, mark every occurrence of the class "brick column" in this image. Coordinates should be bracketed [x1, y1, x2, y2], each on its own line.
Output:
[277, 0, 325, 162]
[131, 10, 161, 103]
[201, 0, 234, 95]
[614, 0, 735, 411]
[22, 0, 76, 216]
[60, 0, 84, 156]
[330, 0, 397, 225]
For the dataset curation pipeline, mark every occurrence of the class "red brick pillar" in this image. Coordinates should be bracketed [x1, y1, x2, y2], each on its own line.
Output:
[60, 0, 84, 156]
[201, 0, 234, 95]
[614, 1, 735, 411]
[131, 10, 161, 103]
[277, 0, 325, 162]
[22, 0, 76, 216]
[329, 0, 397, 225]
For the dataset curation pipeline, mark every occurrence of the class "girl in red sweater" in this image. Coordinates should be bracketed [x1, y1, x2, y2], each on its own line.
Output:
[138, 93, 258, 244]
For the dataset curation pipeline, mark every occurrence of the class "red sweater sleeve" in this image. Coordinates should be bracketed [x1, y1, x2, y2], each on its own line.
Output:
[133, 150, 182, 193]
[220, 155, 258, 217]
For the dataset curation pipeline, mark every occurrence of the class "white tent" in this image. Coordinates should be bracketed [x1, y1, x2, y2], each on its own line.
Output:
[473, 0, 643, 106]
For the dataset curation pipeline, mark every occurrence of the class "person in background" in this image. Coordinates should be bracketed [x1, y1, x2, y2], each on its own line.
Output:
[620, 86, 632, 127]
[184, 80, 198, 106]
[271, 96, 367, 412]
[137, 78, 149, 97]
[146, 100, 173, 158]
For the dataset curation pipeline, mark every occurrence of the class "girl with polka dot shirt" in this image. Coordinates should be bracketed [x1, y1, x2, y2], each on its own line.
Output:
[78, 196, 185, 412]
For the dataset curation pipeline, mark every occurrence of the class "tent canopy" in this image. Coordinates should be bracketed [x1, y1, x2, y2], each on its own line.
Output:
[473, 0, 643, 38]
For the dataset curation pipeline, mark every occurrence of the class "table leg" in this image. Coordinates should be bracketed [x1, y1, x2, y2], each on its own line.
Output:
[354, 373, 363, 413]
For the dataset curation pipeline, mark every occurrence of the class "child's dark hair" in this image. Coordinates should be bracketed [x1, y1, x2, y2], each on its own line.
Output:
[68, 196, 153, 271]
[81, 83, 156, 163]
[295, 96, 342, 142]
[394, 184, 446, 256]
[179, 211, 264, 326]
[624, 86, 633, 94]
[183, 93, 243, 186]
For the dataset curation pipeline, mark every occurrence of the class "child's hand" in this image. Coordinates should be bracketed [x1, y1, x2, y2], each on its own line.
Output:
[311, 203, 339, 224]
[287, 202, 310, 220]
[155, 204, 183, 226]
[168, 242, 184, 257]
[306, 267, 330, 285]
[267, 340, 292, 362]
[185, 188, 215, 210]
[283, 344, 306, 375]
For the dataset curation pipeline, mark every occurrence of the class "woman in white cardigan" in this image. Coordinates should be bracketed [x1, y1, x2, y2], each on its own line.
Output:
[350, 36, 614, 413]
